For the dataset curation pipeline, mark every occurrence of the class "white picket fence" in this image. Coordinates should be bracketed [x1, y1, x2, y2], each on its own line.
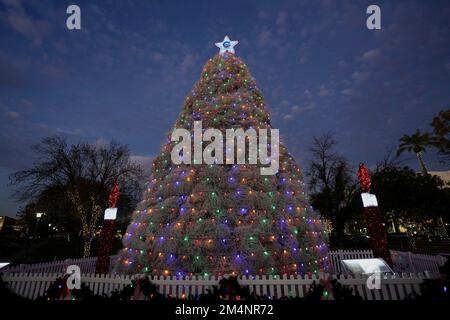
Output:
[2, 272, 432, 300]
[2, 249, 445, 301]
[2, 256, 117, 274]
[390, 250, 448, 274]
[2, 250, 446, 275]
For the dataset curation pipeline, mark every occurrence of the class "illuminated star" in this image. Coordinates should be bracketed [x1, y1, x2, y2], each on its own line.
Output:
[215, 35, 239, 55]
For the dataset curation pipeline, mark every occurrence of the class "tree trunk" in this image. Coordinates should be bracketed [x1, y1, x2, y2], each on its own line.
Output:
[68, 188, 102, 258]
[81, 219, 93, 257]
[416, 151, 428, 175]
[334, 218, 345, 248]
[83, 237, 92, 257]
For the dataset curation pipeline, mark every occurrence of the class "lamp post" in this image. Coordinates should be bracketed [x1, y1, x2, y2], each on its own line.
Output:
[34, 212, 44, 239]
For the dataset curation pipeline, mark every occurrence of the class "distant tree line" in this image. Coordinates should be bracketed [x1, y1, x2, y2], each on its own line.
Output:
[306, 108, 450, 246]
[10, 136, 144, 258]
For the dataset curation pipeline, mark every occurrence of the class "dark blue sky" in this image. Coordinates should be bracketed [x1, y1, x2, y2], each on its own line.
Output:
[1, 0, 449, 217]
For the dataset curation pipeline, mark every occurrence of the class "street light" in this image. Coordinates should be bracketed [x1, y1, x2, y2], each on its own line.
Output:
[34, 212, 44, 239]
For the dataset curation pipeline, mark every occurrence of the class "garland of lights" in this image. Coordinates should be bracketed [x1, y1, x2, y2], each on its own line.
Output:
[115, 52, 330, 277]
[357, 163, 371, 193]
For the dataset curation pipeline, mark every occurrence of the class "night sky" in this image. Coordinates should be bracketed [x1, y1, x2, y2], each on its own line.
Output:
[1, 0, 450, 217]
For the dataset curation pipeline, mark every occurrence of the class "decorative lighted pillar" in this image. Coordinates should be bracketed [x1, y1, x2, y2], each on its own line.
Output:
[95, 181, 120, 274]
[358, 163, 392, 265]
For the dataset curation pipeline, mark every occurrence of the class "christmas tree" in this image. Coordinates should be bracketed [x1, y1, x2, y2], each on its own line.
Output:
[115, 37, 329, 277]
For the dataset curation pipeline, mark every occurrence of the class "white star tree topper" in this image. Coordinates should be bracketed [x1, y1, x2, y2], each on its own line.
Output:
[215, 35, 239, 55]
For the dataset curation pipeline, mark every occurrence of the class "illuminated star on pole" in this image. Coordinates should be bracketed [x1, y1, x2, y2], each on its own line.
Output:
[215, 35, 239, 55]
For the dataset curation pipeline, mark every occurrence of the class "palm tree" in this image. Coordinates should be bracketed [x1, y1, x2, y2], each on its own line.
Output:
[397, 129, 448, 238]
[397, 129, 430, 174]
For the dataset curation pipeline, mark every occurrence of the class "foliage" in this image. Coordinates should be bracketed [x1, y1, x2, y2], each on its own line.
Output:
[292, 279, 362, 301]
[371, 166, 450, 229]
[0, 274, 27, 300]
[10, 136, 144, 257]
[430, 108, 450, 162]
[407, 258, 450, 300]
[397, 129, 431, 175]
[329, 279, 363, 300]
[0, 274, 368, 301]
[110, 276, 162, 300]
[307, 133, 361, 246]
[397, 129, 431, 156]
[397, 108, 450, 168]
[36, 274, 107, 301]
[202, 276, 253, 300]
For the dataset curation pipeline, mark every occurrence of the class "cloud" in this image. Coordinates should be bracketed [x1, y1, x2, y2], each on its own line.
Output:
[275, 12, 288, 34]
[283, 103, 317, 121]
[303, 89, 312, 99]
[20, 99, 33, 108]
[130, 155, 153, 173]
[280, 100, 289, 107]
[144, 18, 169, 34]
[341, 88, 356, 96]
[2, 2, 52, 45]
[258, 11, 268, 20]
[4, 111, 20, 119]
[320, 0, 334, 10]
[300, 28, 308, 38]
[294, 103, 316, 114]
[1, 0, 21, 9]
[299, 55, 309, 64]
[318, 85, 330, 97]
[0, 117, 55, 170]
[180, 53, 198, 73]
[351, 71, 369, 84]
[337, 60, 348, 67]
[94, 138, 109, 149]
[0, 52, 26, 88]
[299, 45, 309, 64]
[152, 52, 164, 62]
[258, 30, 272, 47]
[56, 127, 81, 135]
[276, 12, 288, 27]
[291, 105, 301, 113]
[41, 64, 68, 78]
[88, 4, 105, 16]
[361, 49, 381, 62]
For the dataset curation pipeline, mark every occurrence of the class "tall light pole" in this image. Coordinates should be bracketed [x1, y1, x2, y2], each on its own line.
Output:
[34, 212, 44, 239]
